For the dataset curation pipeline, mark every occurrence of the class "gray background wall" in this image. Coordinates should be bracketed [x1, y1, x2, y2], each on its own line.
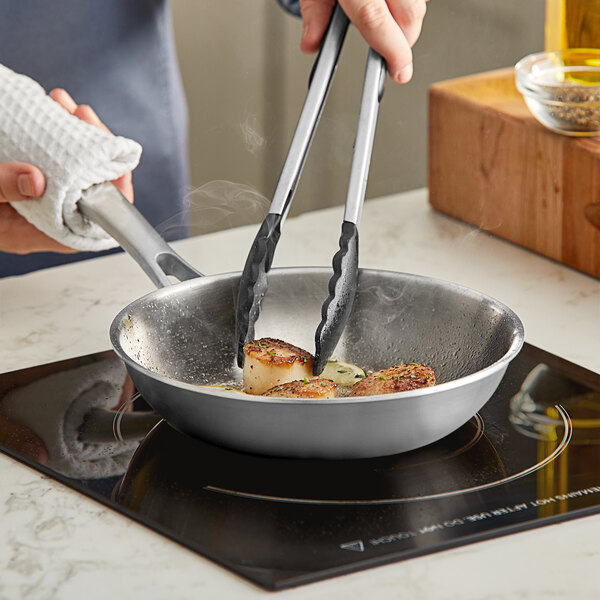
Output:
[171, 0, 545, 235]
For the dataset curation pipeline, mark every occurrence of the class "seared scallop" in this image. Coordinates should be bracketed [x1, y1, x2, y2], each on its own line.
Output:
[262, 378, 337, 399]
[349, 363, 436, 397]
[243, 338, 314, 395]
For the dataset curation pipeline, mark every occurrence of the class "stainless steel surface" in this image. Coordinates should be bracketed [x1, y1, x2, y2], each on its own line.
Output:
[79, 183, 202, 288]
[269, 4, 350, 219]
[81, 178, 524, 459]
[343, 48, 386, 226]
[110, 268, 523, 458]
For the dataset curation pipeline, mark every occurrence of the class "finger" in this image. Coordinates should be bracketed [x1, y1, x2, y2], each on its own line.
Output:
[74, 105, 135, 203]
[387, 0, 427, 48]
[0, 162, 45, 202]
[340, 0, 414, 83]
[49, 88, 78, 114]
[53, 93, 135, 204]
[0, 204, 76, 254]
[299, 0, 337, 54]
[51, 90, 111, 134]
[73, 105, 134, 202]
[74, 104, 111, 134]
[112, 173, 134, 204]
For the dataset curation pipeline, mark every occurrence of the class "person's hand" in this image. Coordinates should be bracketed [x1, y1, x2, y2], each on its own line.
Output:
[299, 0, 428, 84]
[0, 88, 133, 255]
[0, 160, 73, 254]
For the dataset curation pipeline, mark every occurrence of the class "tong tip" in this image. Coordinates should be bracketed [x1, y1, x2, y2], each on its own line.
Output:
[313, 222, 359, 375]
[235, 214, 283, 367]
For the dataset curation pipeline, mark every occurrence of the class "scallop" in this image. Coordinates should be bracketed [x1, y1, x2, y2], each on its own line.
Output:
[243, 338, 314, 395]
[262, 378, 337, 399]
[349, 363, 436, 397]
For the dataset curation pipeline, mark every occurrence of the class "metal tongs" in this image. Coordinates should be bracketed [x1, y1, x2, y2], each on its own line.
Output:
[235, 4, 386, 374]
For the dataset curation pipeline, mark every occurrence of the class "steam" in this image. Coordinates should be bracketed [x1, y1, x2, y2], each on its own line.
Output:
[240, 111, 266, 155]
[156, 180, 270, 239]
[360, 282, 410, 305]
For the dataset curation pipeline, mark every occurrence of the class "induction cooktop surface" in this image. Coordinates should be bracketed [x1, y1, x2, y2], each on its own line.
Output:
[1, 344, 599, 590]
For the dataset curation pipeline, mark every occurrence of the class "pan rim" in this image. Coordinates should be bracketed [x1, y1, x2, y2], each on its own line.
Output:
[109, 266, 525, 405]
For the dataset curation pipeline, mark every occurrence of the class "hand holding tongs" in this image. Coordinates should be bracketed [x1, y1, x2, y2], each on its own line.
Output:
[235, 4, 386, 374]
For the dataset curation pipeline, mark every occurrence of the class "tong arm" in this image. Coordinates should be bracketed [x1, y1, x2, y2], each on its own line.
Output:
[235, 5, 350, 366]
[270, 4, 350, 219]
[343, 49, 387, 227]
[313, 49, 386, 374]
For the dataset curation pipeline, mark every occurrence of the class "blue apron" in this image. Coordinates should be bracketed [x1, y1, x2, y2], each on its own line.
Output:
[0, 0, 189, 277]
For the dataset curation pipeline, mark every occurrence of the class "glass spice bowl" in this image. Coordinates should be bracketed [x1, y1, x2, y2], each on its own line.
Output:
[515, 49, 600, 137]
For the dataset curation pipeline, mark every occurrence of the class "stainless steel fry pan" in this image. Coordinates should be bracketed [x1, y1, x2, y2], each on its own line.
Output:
[79, 183, 524, 459]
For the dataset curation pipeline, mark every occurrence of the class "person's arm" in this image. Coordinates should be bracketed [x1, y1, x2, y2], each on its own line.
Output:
[298, 0, 428, 84]
[0, 88, 133, 255]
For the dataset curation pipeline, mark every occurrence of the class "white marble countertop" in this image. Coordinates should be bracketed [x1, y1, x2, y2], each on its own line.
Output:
[1, 188, 599, 599]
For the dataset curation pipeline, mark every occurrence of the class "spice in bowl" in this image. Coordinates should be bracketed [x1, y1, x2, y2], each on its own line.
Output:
[515, 49, 600, 136]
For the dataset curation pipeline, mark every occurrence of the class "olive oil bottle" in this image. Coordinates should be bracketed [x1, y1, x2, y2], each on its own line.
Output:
[545, 0, 600, 52]
[545, 0, 600, 84]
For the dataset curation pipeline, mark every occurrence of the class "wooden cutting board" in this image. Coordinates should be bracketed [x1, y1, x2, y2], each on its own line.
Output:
[428, 68, 600, 279]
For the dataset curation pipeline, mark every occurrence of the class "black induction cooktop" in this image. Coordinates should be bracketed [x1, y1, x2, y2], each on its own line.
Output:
[0, 344, 599, 590]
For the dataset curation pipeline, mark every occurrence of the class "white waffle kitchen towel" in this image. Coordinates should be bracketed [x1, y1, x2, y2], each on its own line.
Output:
[0, 64, 142, 251]
[0, 358, 139, 479]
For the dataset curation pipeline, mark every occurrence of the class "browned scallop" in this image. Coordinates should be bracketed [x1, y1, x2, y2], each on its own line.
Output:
[243, 338, 314, 395]
[262, 378, 337, 399]
[349, 363, 436, 397]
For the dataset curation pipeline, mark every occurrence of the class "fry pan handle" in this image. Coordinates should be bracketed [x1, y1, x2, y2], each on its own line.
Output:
[79, 182, 203, 288]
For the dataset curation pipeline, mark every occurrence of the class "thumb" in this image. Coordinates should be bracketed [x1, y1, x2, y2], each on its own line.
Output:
[0, 163, 45, 202]
[300, 0, 337, 54]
